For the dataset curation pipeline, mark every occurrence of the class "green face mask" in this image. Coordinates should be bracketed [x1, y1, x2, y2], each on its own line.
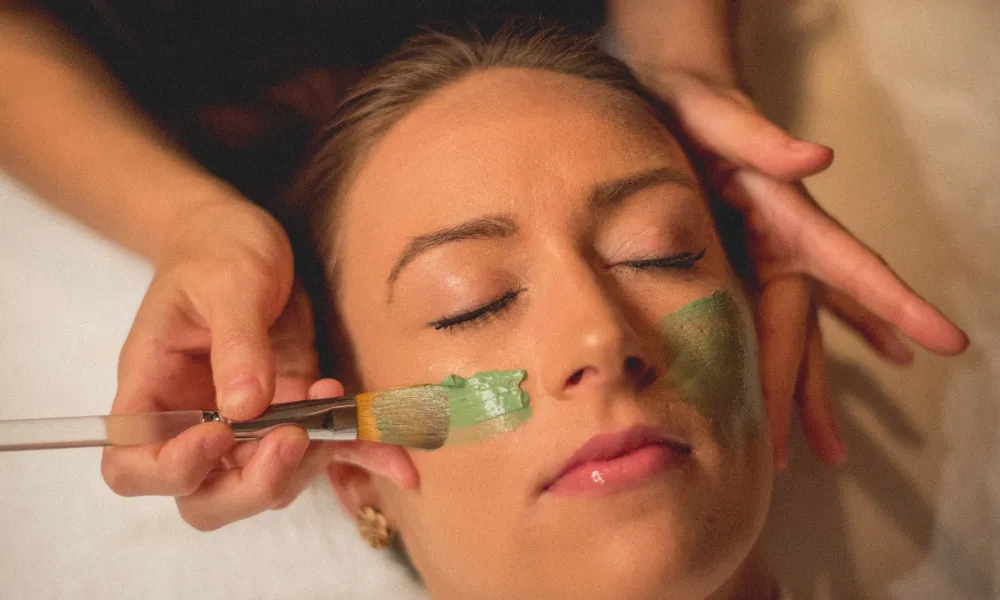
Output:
[657, 290, 764, 446]
[438, 370, 532, 446]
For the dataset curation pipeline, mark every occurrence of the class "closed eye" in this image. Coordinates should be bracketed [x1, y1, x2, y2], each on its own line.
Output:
[612, 248, 707, 271]
[428, 288, 524, 331]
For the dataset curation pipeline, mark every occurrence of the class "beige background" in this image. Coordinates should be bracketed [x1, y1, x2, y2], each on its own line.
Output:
[1, 2, 998, 599]
[741, 1, 1000, 598]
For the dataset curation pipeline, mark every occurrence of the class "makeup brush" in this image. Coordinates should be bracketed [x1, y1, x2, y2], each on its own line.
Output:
[0, 370, 533, 452]
[0, 387, 451, 452]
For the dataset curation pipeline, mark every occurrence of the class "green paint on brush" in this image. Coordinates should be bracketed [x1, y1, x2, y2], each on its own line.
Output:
[439, 369, 532, 446]
[658, 289, 764, 446]
[368, 370, 531, 449]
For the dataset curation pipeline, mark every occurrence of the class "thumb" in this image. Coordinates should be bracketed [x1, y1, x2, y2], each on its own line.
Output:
[204, 285, 279, 421]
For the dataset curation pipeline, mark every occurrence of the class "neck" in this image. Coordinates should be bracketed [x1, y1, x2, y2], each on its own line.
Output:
[706, 542, 776, 600]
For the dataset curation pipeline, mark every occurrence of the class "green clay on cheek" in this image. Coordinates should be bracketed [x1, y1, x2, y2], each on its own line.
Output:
[657, 289, 764, 446]
[438, 369, 532, 446]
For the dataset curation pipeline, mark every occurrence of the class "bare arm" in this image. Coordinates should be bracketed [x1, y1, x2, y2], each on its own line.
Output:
[0, 0, 245, 263]
[1, 1, 333, 529]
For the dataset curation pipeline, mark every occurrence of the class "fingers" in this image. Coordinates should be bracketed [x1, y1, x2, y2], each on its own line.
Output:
[660, 74, 833, 181]
[227, 378, 344, 467]
[307, 378, 345, 400]
[102, 421, 235, 497]
[797, 312, 847, 466]
[176, 425, 310, 531]
[814, 235, 968, 355]
[203, 281, 278, 420]
[328, 441, 420, 490]
[819, 286, 914, 364]
[735, 170, 969, 355]
[755, 276, 811, 472]
[177, 436, 415, 532]
[171, 378, 360, 531]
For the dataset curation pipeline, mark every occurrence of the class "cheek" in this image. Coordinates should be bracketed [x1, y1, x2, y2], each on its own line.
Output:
[657, 288, 767, 447]
[648, 288, 773, 580]
[387, 443, 532, 593]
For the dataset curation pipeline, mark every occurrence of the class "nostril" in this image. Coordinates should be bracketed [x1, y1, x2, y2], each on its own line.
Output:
[566, 368, 585, 386]
[624, 356, 656, 389]
[624, 356, 644, 375]
[637, 366, 657, 389]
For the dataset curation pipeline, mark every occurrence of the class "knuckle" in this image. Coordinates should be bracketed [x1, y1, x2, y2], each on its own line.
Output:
[165, 471, 202, 497]
[164, 450, 216, 496]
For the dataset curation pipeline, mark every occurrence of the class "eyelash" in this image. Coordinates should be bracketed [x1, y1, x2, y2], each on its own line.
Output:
[429, 288, 524, 331]
[614, 248, 707, 272]
[427, 249, 706, 332]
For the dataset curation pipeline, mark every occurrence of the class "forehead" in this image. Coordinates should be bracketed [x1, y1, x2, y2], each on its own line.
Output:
[335, 67, 691, 267]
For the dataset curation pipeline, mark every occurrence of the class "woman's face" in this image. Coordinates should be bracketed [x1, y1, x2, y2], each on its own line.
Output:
[330, 68, 772, 600]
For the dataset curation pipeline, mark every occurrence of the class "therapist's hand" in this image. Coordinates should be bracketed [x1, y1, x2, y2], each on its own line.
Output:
[98, 199, 347, 530]
[648, 69, 969, 470]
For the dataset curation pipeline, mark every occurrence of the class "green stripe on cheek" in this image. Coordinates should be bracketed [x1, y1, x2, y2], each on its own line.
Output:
[657, 290, 764, 446]
[439, 369, 532, 446]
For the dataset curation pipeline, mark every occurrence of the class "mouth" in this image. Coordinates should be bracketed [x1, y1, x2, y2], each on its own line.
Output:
[542, 425, 692, 497]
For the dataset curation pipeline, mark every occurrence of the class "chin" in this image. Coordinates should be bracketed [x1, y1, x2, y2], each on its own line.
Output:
[554, 462, 771, 600]
[571, 512, 764, 600]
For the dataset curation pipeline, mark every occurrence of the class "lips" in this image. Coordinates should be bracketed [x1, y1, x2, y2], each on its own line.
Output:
[543, 425, 692, 496]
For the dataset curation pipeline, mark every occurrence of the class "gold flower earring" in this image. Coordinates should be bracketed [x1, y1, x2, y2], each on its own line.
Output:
[357, 505, 395, 549]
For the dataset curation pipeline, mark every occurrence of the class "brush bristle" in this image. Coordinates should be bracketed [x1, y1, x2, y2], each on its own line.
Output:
[356, 386, 449, 449]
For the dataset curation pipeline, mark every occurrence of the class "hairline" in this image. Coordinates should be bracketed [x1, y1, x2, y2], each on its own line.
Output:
[319, 65, 673, 287]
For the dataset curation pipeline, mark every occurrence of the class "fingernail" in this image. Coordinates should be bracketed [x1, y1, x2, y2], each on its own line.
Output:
[219, 376, 262, 418]
[279, 435, 309, 465]
[201, 434, 231, 461]
[787, 139, 822, 154]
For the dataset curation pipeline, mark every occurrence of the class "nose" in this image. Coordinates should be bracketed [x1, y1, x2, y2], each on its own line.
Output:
[536, 263, 657, 401]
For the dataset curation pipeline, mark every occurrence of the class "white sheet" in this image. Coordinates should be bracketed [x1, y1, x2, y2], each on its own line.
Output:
[0, 178, 427, 599]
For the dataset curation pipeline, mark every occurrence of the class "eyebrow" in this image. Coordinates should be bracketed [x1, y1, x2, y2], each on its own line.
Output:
[386, 214, 517, 299]
[385, 166, 699, 299]
[589, 166, 698, 211]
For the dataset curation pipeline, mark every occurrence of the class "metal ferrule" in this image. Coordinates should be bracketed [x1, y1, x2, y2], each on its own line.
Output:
[205, 397, 358, 441]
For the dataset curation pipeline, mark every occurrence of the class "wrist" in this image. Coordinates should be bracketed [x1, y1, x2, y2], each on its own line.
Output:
[608, 0, 739, 88]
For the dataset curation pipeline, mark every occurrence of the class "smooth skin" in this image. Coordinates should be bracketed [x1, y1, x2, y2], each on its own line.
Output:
[0, 0, 967, 530]
[322, 66, 772, 600]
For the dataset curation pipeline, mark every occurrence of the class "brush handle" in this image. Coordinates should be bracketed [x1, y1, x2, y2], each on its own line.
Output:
[223, 397, 359, 440]
[0, 411, 209, 451]
[0, 397, 360, 452]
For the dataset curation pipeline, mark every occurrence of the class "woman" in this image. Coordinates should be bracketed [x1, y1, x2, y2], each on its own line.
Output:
[275, 23, 791, 599]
